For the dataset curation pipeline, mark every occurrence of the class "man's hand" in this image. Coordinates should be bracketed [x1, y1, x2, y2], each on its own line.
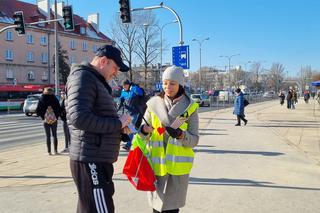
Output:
[119, 114, 132, 129]
[165, 126, 183, 139]
[141, 124, 154, 134]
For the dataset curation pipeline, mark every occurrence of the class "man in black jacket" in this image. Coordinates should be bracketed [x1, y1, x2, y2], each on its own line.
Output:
[66, 45, 132, 213]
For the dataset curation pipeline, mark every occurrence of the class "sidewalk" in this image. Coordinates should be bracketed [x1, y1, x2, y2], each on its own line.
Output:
[0, 99, 319, 212]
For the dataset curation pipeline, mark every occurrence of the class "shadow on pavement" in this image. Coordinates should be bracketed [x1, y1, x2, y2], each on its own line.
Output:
[199, 128, 227, 131]
[189, 177, 320, 191]
[199, 133, 228, 136]
[194, 149, 284, 156]
[0, 175, 71, 179]
[253, 124, 318, 128]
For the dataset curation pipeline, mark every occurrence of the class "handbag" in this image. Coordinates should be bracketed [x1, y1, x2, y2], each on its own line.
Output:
[244, 98, 249, 107]
[123, 134, 156, 191]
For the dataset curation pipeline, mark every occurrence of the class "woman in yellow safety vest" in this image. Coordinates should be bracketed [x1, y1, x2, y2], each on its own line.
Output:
[139, 65, 199, 213]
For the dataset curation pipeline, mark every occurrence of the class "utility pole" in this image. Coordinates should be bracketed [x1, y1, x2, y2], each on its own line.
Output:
[54, 0, 59, 96]
[192, 37, 210, 93]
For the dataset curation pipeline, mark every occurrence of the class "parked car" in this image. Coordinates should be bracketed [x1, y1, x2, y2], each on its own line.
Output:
[190, 94, 210, 107]
[218, 90, 234, 102]
[23, 94, 41, 116]
[263, 91, 275, 98]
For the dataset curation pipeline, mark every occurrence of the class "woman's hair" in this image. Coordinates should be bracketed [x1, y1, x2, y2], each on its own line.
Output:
[158, 85, 185, 99]
[43, 87, 54, 95]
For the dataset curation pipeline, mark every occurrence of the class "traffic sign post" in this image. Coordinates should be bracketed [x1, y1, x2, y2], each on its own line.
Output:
[172, 45, 190, 69]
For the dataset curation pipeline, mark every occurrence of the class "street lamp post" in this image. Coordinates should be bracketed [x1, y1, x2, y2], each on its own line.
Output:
[192, 37, 210, 93]
[219, 54, 240, 90]
[143, 20, 178, 83]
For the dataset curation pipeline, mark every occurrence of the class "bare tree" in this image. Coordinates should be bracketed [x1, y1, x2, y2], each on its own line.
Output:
[266, 63, 285, 92]
[250, 62, 263, 91]
[300, 66, 313, 91]
[134, 11, 160, 90]
[109, 15, 139, 82]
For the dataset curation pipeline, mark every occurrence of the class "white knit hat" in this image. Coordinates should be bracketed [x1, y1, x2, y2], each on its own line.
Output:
[162, 65, 185, 86]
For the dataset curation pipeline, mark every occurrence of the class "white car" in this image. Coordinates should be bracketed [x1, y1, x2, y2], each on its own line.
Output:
[23, 94, 42, 116]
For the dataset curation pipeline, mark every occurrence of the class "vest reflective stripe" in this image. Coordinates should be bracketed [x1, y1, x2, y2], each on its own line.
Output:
[149, 102, 199, 176]
[166, 155, 194, 163]
[150, 141, 163, 148]
[151, 157, 166, 165]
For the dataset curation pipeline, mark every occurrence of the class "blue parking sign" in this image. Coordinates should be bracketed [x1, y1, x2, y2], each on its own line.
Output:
[172, 45, 190, 69]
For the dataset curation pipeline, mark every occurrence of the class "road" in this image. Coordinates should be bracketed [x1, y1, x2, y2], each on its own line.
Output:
[0, 113, 63, 150]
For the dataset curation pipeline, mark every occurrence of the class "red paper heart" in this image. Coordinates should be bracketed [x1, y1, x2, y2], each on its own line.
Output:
[157, 127, 165, 135]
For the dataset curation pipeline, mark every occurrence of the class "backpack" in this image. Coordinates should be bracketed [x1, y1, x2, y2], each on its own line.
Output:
[244, 98, 249, 107]
[44, 106, 57, 124]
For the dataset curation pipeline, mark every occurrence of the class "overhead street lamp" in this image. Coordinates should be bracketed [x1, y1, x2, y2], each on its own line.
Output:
[144, 20, 178, 82]
[192, 37, 210, 93]
[219, 54, 240, 89]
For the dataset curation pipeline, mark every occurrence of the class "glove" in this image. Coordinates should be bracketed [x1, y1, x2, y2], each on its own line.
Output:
[121, 133, 131, 142]
[165, 126, 183, 139]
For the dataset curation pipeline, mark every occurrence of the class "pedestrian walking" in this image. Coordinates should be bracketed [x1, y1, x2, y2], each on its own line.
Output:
[233, 88, 248, 126]
[287, 89, 293, 109]
[36, 87, 61, 155]
[304, 90, 310, 104]
[60, 90, 70, 153]
[278, 91, 285, 106]
[66, 45, 132, 213]
[139, 65, 199, 213]
[118, 79, 147, 151]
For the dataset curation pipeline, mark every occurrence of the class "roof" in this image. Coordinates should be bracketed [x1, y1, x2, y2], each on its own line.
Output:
[0, 0, 111, 41]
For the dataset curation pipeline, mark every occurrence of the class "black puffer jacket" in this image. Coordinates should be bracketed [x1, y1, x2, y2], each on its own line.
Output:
[66, 62, 122, 163]
[36, 94, 61, 120]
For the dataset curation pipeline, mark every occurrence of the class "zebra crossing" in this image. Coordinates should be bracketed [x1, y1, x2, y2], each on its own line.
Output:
[0, 113, 64, 150]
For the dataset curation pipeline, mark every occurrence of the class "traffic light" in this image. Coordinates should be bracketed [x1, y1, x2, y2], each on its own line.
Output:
[13, 11, 25, 35]
[119, 0, 131, 23]
[62, 5, 74, 31]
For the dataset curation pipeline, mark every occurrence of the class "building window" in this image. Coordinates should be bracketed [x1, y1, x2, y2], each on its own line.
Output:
[92, 44, 98, 53]
[70, 40, 76, 50]
[42, 71, 48, 81]
[6, 69, 14, 79]
[26, 34, 34, 44]
[82, 42, 88, 51]
[40, 53, 48, 64]
[70, 55, 77, 64]
[27, 71, 35, 80]
[5, 31, 13, 41]
[82, 56, 90, 63]
[80, 27, 86, 35]
[40, 36, 47, 46]
[38, 18, 46, 27]
[5, 50, 14, 61]
[27, 51, 34, 62]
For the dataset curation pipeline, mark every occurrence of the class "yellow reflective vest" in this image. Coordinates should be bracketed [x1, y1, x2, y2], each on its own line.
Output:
[147, 102, 198, 176]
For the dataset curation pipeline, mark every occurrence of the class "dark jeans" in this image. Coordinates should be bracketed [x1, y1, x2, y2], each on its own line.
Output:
[237, 115, 247, 125]
[153, 209, 179, 213]
[63, 121, 70, 148]
[43, 121, 58, 153]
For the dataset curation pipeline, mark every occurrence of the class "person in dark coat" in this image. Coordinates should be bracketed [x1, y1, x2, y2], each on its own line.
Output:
[279, 91, 285, 105]
[66, 45, 132, 213]
[233, 88, 248, 126]
[36, 87, 61, 155]
[60, 90, 70, 153]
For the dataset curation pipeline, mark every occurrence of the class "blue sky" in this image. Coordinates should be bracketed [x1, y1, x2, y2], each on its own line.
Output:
[23, 0, 320, 76]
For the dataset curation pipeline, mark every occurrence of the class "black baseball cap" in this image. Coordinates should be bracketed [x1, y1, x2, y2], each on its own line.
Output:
[95, 45, 129, 72]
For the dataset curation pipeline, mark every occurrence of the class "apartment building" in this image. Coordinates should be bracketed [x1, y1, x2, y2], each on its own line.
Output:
[0, 0, 112, 85]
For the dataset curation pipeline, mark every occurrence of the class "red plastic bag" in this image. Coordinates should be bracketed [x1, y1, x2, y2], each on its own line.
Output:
[123, 147, 156, 191]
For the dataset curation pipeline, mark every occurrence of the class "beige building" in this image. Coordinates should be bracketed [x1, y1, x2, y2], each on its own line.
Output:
[0, 0, 112, 85]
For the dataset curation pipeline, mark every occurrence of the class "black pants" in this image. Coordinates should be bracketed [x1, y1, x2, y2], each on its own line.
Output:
[153, 209, 179, 213]
[43, 121, 58, 153]
[237, 115, 247, 125]
[63, 121, 70, 148]
[70, 160, 115, 213]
